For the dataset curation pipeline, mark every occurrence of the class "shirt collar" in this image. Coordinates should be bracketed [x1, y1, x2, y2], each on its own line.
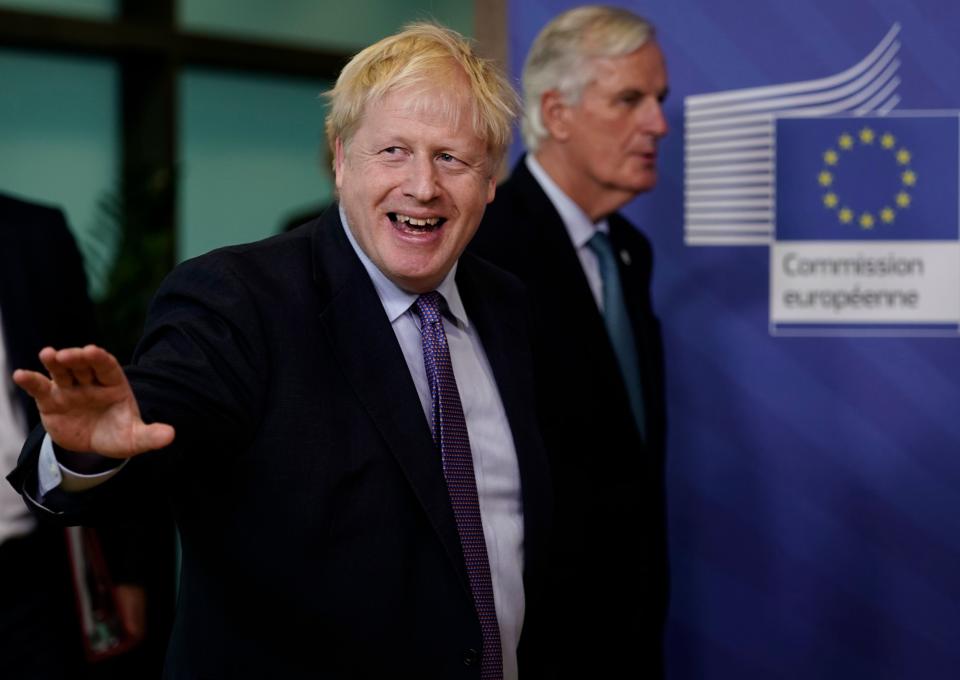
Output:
[338, 204, 469, 328]
[525, 154, 609, 248]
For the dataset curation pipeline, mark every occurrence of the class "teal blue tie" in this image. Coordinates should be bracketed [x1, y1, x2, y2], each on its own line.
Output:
[588, 231, 646, 439]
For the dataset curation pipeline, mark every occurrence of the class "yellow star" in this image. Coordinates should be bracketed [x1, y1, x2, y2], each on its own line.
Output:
[896, 191, 911, 208]
[838, 133, 854, 150]
[859, 212, 875, 229]
[823, 149, 839, 165]
[839, 207, 854, 224]
[880, 133, 896, 149]
[901, 169, 917, 186]
[823, 192, 839, 208]
[880, 207, 895, 223]
[859, 127, 875, 144]
[818, 170, 833, 187]
[896, 148, 912, 165]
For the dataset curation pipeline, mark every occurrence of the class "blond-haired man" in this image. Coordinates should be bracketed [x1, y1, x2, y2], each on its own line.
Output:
[472, 6, 670, 677]
[9, 24, 550, 680]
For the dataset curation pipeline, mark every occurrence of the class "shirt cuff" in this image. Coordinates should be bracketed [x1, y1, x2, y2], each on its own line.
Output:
[38, 434, 126, 496]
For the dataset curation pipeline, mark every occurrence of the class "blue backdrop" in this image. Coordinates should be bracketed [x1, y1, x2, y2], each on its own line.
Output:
[509, 1, 960, 678]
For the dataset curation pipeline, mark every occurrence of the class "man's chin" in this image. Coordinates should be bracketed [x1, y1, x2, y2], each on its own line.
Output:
[383, 261, 448, 294]
[623, 171, 658, 194]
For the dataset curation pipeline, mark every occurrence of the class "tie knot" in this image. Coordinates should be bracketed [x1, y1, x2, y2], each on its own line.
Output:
[414, 292, 443, 326]
[587, 230, 614, 259]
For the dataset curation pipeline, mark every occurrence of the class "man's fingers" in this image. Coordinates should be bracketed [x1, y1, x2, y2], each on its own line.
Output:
[71, 365, 95, 385]
[12, 369, 53, 400]
[84, 346, 127, 387]
[134, 422, 176, 452]
[33, 345, 122, 389]
[39, 347, 74, 387]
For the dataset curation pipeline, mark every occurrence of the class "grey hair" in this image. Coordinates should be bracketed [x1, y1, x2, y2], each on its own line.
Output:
[521, 5, 656, 152]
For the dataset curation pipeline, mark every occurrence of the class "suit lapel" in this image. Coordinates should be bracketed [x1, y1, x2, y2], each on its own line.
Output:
[310, 209, 470, 593]
[511, 160, 627, 387]
[507, 160, 647, 445]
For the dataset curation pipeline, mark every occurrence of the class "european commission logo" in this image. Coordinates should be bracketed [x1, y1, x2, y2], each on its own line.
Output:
[683, 24, 960, 336]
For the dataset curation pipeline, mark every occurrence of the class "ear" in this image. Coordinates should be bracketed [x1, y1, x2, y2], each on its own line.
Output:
[485, 174, 496, 204]
[540, 90, 572, 142]
[334, 137, 346, 191]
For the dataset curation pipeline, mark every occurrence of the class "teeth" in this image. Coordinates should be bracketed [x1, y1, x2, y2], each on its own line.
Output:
[395, 213, 440, 227]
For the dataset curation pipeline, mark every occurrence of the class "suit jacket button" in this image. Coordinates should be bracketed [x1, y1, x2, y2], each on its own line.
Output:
[462, 648, 479, 666]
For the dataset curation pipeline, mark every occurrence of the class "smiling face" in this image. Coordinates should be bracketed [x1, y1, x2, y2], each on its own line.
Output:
[334, 81, 496, 293]
[539, 41, 669, 218]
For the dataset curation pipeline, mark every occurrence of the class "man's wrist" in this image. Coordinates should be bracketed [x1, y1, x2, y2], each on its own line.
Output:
[38, 434, 126, 496]
[53, 443, 121, 474]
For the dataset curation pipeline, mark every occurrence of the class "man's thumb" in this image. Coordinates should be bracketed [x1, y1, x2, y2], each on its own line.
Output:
[134, 422, 176, 453]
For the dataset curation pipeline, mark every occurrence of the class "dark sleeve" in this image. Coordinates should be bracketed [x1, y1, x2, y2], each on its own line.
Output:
[7, 251, 268, 527]
[129, 252, 268, 460]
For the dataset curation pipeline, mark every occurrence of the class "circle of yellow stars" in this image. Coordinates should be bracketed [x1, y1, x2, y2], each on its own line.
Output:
[817, 126, 916, 229]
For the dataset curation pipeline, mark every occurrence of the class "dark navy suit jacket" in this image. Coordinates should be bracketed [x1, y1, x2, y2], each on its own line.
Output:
[11, 205, 553, 679]
[471, 159, 669, 678]
[0, 192, 99, 676]
[0, 193, 97, 424]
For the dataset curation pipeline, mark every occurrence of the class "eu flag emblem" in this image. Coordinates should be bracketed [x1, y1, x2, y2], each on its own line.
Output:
[775, 114, 959, 241]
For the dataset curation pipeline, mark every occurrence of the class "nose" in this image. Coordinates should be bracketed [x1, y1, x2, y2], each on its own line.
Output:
[404, 155, 441, 202]
[641, 99, 669, 139]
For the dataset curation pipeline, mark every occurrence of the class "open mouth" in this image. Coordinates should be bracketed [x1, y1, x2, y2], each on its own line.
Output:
[388, 212, 446, 233]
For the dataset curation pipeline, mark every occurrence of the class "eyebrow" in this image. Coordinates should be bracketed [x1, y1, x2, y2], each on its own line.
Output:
[613, 86, 670, 102]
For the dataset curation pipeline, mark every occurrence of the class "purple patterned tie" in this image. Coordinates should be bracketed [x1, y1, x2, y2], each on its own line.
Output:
[415, 292, 503, 680]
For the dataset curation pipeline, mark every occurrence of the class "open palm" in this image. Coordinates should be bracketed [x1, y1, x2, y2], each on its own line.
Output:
[13, 345, 174, 459]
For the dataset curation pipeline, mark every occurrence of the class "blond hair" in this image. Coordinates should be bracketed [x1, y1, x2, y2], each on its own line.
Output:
[522, 6, 656, 152]
[325, 22, 519, 168]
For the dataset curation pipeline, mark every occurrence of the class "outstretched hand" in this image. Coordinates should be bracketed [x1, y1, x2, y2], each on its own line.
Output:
[13, 345, 175, 459]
